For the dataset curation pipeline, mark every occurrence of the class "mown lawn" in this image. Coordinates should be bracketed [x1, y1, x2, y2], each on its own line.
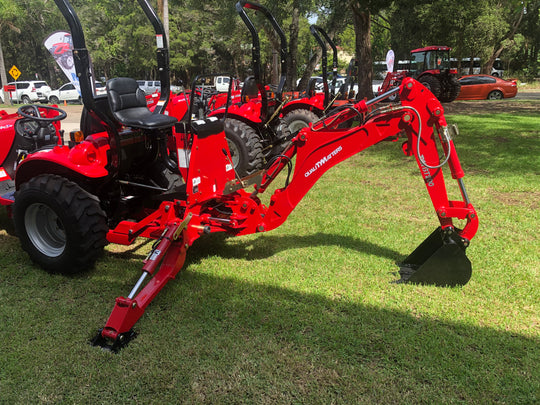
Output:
[0, 107, 538, 404]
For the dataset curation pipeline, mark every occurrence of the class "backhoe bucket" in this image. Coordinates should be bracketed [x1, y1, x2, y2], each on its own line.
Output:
[397, 227, 471, 287]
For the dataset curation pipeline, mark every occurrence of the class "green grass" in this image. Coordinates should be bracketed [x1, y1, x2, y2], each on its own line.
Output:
[0, 109, 538, 404]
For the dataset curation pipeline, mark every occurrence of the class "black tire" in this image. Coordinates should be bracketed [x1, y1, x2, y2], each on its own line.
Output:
[388, 91, 400, 102]
[14, 174, 108, 274]
[419, 75, 442, 99]
[439, 76, 461, 103]
[49, 96, 59, 104]
[282, 109, 319, 134]
[21, 95, 31, 104]
[487, 90, 503, 100]
[223, 118, 265, 177]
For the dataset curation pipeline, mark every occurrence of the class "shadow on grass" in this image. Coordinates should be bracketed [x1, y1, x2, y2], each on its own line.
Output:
[0, 229, 537, 403]
[186, 231, 403, 262]
[148, 270, 536, 402]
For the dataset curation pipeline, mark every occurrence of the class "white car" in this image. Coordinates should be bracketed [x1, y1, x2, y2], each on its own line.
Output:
[48, 82, 82, 104]
[94, 82, 106, 96]
[8, 81, 51, 104]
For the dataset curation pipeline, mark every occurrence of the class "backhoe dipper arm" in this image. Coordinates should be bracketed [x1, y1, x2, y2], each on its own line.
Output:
[256, 78, 477, 244]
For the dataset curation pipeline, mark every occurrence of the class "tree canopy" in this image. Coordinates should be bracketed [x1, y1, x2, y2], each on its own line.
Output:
[0, 0, 538, 92]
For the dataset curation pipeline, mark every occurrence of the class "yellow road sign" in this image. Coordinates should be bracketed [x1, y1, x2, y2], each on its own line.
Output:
[9, 65, 21, 81]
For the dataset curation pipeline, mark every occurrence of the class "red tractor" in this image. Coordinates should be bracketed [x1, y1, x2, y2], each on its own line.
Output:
[379, 46, 461, 103]
[0, 105, 66, 205]
[3, 0, 478, 352]
[232, 1, 326, 134]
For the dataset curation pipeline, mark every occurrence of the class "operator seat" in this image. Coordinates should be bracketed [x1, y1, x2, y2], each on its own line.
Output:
[106, 77, 177, 130]
[240, 76, 259, 102]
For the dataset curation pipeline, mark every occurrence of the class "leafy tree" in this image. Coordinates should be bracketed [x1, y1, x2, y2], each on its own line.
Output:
[0, 0, 22, 101]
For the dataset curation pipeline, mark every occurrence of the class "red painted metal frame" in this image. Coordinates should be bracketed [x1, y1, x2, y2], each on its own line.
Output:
[97, 78, 478, 342]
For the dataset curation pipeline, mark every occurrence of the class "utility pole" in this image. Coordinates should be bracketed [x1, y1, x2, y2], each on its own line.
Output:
[157, 0, 169, 44]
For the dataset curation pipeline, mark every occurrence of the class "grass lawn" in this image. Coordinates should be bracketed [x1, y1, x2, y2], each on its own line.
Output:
[0, 105, 538, 403]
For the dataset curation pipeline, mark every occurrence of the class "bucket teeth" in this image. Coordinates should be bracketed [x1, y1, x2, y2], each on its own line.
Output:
[397, 227, 472, 287]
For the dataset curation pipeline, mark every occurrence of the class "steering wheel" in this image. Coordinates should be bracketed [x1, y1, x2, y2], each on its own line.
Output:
[17, 105, 67, 122]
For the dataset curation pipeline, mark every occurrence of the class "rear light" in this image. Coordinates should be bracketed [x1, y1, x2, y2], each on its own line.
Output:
[31, 88, 36, 92]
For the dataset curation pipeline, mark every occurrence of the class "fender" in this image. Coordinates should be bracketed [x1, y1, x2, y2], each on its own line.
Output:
[15, 137, 110, 187]
[281, 94, 325, 116]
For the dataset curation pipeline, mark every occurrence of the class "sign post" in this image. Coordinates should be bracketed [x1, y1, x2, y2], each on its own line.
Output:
[7, 65, 21, 105]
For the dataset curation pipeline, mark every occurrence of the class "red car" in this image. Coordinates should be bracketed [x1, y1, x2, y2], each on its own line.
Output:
[456, 75, 517, 100]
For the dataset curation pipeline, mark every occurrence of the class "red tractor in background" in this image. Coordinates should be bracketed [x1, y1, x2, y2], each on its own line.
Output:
[1, 0, 478, 352]
[378, 46, 461, 103]
[0, 106, 65, 203]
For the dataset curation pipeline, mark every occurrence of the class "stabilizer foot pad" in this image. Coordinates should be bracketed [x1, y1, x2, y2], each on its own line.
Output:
[90, 329, 137, 353]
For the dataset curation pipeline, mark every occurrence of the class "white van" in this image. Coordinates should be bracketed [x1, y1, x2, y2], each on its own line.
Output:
[214, 76, 231, 92]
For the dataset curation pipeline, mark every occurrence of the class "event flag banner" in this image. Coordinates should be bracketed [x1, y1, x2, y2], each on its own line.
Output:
[43, 31, 81, 95]
[385, 50, 395, 73]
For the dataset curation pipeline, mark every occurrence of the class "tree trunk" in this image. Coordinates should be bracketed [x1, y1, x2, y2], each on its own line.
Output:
[483, 6, 524, 75]
[0, 38, 10, 104]
[351, 8, 373, 100]
[286, 5, 300, 90]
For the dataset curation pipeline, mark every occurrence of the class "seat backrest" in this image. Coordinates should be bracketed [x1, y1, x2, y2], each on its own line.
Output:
[241, 76, 259, 102]
[107, 77, 147, 115]
[306, 77, 317, 98]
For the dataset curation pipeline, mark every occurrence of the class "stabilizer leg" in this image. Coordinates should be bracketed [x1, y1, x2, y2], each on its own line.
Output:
[91, 221, 190, 352]
[397, 227, 472, 287]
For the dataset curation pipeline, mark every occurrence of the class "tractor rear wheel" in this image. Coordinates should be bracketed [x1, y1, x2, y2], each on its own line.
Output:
[223, 118, 265, 177]
[282, 109, 319, 134]
[419, 75, 442, 99]
[14, 174, 108, 274]
[439, 76, 461, 103]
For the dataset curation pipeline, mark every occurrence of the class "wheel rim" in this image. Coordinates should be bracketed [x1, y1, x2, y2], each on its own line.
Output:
[227, 139, 240, 168]
[288, 119, 309, 133]
[24, 203, 66, 257]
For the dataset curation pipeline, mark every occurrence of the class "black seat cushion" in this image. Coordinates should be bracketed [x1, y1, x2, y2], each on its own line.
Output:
[107, 77, 177, 130]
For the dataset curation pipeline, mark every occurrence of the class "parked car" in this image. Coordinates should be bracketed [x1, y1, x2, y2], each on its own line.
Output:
[456, 75, 517, 100]
[7, 81, 51, 104]
[48, 82, 81, 104]
[94, 81, 106, 96]
[136, 80, 182, 95]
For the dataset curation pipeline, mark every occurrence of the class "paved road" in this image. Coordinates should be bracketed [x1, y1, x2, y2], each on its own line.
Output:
[515, 89, 540, 100]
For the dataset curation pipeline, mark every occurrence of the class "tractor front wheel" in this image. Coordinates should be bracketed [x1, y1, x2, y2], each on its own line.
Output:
[14, 174, 108, 274]
[223, 119, 265, 177]
[282, 109, 319, 134]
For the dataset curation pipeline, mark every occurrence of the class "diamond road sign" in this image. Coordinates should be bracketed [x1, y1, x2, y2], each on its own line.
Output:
[9, 65, 21, 81]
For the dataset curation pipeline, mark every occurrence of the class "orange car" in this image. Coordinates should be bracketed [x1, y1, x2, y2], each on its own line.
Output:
[456, 75, 518, 100]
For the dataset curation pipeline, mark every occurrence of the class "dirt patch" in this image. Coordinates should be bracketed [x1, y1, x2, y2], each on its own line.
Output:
[491, 190, 540, 210]
[442, 100, 539, 115]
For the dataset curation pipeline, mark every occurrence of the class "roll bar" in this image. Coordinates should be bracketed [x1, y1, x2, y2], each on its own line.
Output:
[53, 0, 171, 114]
[235, 1, 287, 101]
[309, 25, 338, 106]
